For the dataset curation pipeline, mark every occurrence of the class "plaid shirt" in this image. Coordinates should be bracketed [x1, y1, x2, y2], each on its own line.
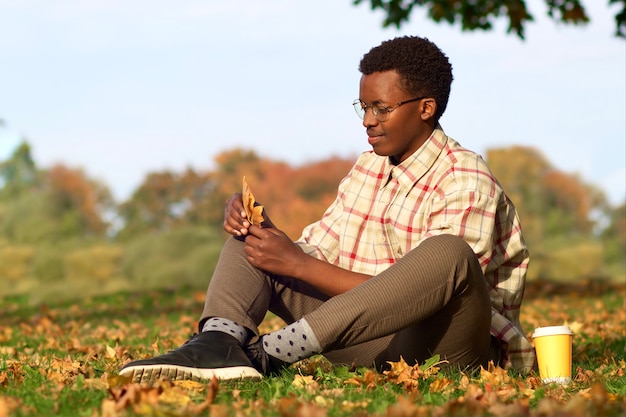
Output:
[296, 126, 536, 372]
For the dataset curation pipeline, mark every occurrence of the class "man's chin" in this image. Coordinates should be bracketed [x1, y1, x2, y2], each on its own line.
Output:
[371, 145, 391, 158]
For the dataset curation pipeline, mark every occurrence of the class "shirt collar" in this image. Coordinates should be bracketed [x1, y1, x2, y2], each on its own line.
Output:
[381, 125, 448, 192]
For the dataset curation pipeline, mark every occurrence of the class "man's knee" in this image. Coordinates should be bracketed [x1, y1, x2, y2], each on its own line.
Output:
[420, 234, 477, 264]
[417, 234, 485, 295]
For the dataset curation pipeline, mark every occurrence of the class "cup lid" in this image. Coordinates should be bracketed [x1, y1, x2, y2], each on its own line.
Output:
[532, 325, 573, 338]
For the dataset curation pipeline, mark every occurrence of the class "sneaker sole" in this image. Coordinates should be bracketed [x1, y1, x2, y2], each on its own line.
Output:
[119, 364, 263, 383]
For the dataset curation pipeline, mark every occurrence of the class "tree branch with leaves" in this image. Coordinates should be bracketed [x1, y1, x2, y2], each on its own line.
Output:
[354, 0, 625, 39]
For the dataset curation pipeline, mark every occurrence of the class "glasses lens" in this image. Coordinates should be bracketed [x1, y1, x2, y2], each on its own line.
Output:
[353, 100, 366, 119]
[373, 104, 388, 122]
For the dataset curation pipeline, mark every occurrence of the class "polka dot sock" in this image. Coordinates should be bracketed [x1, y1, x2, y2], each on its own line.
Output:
[201, 317, 246, 345]
[261, 318, 321, 363]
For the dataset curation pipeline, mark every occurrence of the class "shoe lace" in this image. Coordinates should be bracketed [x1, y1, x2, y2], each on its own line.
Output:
[245, 340, 269, 373]
[245, 339, 286, 376]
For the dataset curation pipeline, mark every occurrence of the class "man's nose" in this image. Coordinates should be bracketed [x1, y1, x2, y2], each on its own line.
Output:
[362, 108, 378, 127]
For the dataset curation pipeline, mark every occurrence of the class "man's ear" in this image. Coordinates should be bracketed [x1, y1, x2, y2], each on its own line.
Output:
[420, 98, 437, 122]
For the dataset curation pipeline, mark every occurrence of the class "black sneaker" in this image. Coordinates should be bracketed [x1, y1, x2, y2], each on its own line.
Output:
[119, 331, 262, 383]
[244, 338, 289, 376]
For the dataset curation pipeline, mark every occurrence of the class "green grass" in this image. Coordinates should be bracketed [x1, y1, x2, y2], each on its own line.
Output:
[1, 280, 625, 416]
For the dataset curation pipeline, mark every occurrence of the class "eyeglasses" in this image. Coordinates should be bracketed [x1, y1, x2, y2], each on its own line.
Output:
[352, 97, 426, 122]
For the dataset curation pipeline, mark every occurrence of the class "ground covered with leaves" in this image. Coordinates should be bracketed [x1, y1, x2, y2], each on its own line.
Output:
[1, 279, 625, 416]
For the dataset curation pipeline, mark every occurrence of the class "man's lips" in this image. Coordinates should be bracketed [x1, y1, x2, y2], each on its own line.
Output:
[367, 130, 384, 145]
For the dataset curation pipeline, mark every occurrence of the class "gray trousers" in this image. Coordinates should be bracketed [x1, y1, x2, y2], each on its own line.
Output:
[200, 234, 495, 371]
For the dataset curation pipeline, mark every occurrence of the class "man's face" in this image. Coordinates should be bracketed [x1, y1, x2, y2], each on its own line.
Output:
[358, 70, 434, 164]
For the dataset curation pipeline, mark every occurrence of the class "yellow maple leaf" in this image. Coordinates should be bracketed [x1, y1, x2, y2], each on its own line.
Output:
[480, 361, 511, 386]
[386, 356, 411, 376]
[78, 377, 109, 390]
[429, 377, 454, 393]
[159, 386, 191, 407]
[242, 176, 264, 226]
[172, 379, 206, 392]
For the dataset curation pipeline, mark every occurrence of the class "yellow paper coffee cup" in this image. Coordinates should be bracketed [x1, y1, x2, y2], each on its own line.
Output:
[532, 325, 573, 384]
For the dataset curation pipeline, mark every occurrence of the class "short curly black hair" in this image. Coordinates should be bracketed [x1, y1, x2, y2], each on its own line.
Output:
[359, 36, 453, 123]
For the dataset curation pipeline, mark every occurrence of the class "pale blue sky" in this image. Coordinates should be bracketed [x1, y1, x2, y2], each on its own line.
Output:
[0, 0, 624, 205]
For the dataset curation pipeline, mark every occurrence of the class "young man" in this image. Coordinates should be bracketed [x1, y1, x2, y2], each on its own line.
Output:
[120, 36, 536, 383]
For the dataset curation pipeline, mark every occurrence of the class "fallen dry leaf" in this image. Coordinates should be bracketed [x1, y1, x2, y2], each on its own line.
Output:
[344, 368, 382, 390]
[292, 374, 319, 395]
[105, 344, 117, 360]
[242, 176, 264, 226]
[0, 396, 21, 417]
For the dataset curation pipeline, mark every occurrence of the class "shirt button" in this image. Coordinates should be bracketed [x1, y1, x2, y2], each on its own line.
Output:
[379, 235, 386, 243]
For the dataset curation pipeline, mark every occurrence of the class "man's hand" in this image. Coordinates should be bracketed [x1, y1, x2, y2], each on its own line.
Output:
[243, 225, 305, 278]
[223, 193, 251, 237]
[224, 193, 275, 237]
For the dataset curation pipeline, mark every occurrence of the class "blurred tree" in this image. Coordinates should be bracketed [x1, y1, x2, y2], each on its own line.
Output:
[117, 150, 264, 239]
[486, 146, 615, 280]
[174, 168, 217, 225]
[1, 163, 113, 243]
[117, 168, 211, 239]
[2, 192, 63, 243]
[542, 169, 607, 236]
[291, 156, 356, 202]
[117, 170, 177, 238]
[117, 148, 356, 240]
[354, 0, 625, 39]
[278, 156, 356, 238]
[486, 146, 550, 244]
[46, 164, 114, 237]
[487, 146, 609, 240]
[0, 141, 41, 200]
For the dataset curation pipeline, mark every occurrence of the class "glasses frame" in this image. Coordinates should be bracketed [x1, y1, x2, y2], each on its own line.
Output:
[353, 96, 426, 122]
